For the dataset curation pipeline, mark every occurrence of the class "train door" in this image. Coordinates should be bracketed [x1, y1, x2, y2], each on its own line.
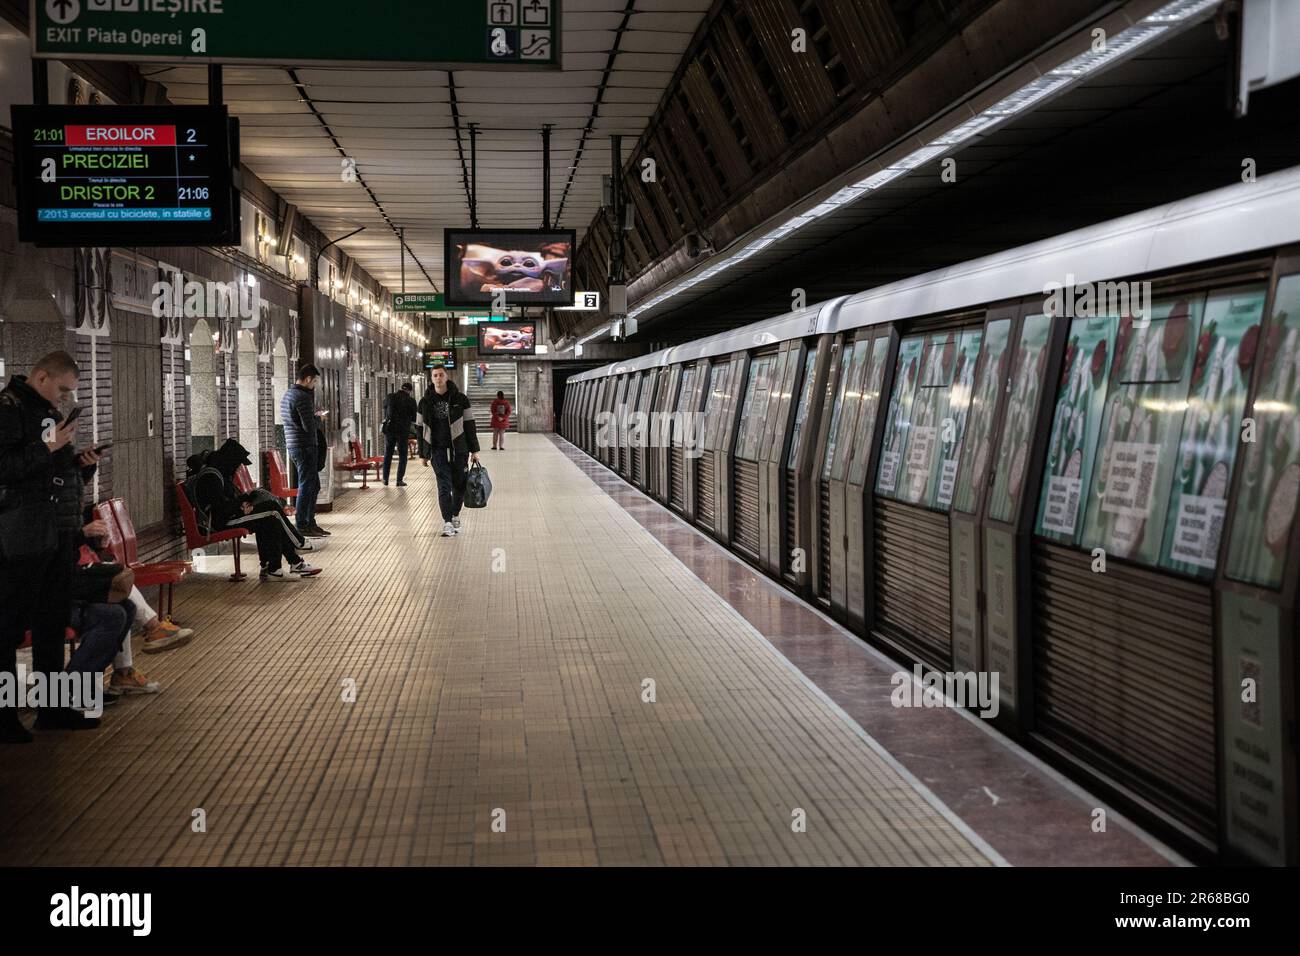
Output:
[679, 362, 710, 521]
[668, 365, 697, 513]
[811, 335, 851, 606]
[843, 328, 896, 628]
[632, 370, 655, 488]
[612, 374, 630, 476]
[826, 332, 876, 614]
[622, 373, 643, 479]
[783, 339, 833, 594]
[870, 318, 985, 668]
[649, 366, 678, 502]
[756, 344, 802, 576]
[696, 358, 731, 533]
[732, 350, 780, 560]
[948, 306, 1019, 675]
[1028, 279, 1270, 849]
[584, 379, 599, 453]
[714, 354, 749, 547]
[1217, 252, 1300, 865]
[598, 376, 618, 468]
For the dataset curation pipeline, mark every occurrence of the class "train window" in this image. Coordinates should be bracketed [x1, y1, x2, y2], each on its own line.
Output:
[737, 354, 778, 461]
[1069, 291, 1267, 576]
[762, 349, 799, 462]
[953, 318, 1012, 514]
[786, 345, 819, 468]
[831, 339, 872, 481]
[702, 360, 731, 450]
[1035, 315, 1116, 538]
[986, 314, 1053, 523]
[672, 367, 695, 446]
[847, 336, 890, 487]
[1226, 274, 1300, 588]
[1160, 287, 1265, 576]
[613, 376, 630, 447]
[877, 327, 983, 509]
[821, 345, 856, 479]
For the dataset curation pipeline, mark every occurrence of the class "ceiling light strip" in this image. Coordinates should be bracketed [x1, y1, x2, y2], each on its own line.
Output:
[628, 0, 1218, 321]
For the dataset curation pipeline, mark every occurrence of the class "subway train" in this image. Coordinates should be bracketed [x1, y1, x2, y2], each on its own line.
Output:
[562, 167, 1300, 865]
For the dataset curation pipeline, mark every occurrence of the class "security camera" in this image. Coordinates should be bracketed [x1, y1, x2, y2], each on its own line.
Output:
[685, 232, 714, 259]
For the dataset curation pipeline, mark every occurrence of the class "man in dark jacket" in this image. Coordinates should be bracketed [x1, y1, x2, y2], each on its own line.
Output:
[280, 364, 329, 538]
[418, 366, 480, 536]
[382, 382, 417, 487]
[0, 351, 99, 741]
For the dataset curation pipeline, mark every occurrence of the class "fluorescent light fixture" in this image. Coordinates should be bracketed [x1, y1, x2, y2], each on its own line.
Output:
[627, 0, 1213, 321]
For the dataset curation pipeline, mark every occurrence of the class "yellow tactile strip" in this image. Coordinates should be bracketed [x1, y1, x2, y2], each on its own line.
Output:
[0, 435, 993, 866]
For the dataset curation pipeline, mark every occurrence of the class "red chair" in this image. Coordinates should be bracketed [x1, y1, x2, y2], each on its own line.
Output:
[265, 450, 298, 515]
[233, 465, 255, 495]
[174, 481, 249, 581]
[338, 439, 382, 489]
[96, 499, 189, 619]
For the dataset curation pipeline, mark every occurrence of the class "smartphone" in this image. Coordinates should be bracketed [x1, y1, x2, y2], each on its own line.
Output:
[63, 405, 83, 426]
[93, 443, 113, 455]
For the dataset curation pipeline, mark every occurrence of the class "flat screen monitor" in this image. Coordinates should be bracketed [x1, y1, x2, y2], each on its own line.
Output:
[445, 228, 576, 307]
[424, 349, 457, 370]
[478, 321, 537, 355]
[11, 104, 239, 247]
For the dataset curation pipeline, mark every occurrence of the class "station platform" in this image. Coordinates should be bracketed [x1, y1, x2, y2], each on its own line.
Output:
[0, 434, 1181, 867]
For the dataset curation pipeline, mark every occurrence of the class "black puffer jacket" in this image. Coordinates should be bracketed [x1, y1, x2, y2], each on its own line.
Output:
[417, 385, 480, 455]
[0, 375, 58, 511]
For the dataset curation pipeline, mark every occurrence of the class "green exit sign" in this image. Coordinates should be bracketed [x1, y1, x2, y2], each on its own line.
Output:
[442, 336, 475, 348]
[33, 0, 560, 69]
[394, 294, 443, 312]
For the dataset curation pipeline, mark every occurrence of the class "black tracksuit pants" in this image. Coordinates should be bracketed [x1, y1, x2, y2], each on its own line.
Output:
[429, 447, 468, 522]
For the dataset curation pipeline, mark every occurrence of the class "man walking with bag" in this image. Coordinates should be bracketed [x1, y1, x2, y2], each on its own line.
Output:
[382, 382, 417, 487]
[417, 366, 480, 537]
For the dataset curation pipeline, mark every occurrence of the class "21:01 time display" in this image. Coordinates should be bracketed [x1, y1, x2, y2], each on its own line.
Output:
[177, 186, 210, 201]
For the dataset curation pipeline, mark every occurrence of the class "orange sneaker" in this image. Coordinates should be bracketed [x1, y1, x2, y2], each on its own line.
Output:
[109, 668, 161, 696]
[141, 617, 194, 653]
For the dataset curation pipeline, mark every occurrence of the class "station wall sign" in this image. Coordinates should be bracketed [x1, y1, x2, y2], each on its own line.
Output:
[441, 336, 475, 348]
[394, 293, 443, 313]
[11, 104, 239, 247]
[556, 291, 601, 311]
[31, 0, 560, 69]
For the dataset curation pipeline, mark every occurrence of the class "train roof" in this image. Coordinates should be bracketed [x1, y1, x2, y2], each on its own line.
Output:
[571, 164, 1300, 383]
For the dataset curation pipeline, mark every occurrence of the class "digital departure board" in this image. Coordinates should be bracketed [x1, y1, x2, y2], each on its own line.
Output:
[11, 105, 239, 247]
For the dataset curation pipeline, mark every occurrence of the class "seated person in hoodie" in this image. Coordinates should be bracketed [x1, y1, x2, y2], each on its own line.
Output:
[187, 439, 321, 580]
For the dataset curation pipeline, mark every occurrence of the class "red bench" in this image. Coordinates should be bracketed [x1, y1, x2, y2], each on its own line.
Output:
[233, 464, 255, 495]
[95, 499, 189, 619]
[174, 481, 249, 581]
[337, 439, 382, 489]
[265, 449, 298, 514]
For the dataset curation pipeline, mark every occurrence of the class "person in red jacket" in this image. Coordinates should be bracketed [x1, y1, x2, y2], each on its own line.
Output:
[489, 391, 512, 450]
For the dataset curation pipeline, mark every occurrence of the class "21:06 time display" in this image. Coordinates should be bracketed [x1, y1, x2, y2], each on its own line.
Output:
[178, 187, 211, 201]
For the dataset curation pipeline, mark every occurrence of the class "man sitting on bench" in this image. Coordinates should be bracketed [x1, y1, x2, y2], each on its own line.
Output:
[186, 439, 322, 581]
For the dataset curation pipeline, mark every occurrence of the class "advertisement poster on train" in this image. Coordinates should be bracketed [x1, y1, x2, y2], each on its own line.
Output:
[936, 327, 983, 508]
[1036, 315, 1115, 541]
[1227, 275, 1300, 589]
[952, 319, 1011, 514]
[876, 335, 926, 495]
[1161, 287, 1265, 576]
[987, 314, 1052, 522]
[1082, 297, 1204, 564]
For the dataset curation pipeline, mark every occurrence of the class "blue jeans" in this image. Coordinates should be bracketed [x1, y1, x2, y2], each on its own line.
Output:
[292, 448, 320, 530]
[68, 601, 135, 676]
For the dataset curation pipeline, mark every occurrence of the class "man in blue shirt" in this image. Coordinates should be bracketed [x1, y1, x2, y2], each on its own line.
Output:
[280, 365, 329, 537]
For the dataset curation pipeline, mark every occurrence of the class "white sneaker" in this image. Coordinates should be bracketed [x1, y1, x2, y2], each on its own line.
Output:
[452, 516, 462, 532]
[291, 561, 322, 577]
[260, 567, 289, 581]
[442, 521, 456, 537]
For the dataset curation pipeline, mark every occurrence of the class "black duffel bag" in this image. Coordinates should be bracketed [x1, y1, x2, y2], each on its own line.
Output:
[464, 460, 492, 509]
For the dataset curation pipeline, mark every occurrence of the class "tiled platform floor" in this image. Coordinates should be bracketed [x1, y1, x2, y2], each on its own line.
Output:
[0, 434, 1009, 866]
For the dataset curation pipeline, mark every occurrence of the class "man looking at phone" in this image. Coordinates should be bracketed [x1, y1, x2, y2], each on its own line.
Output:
[0, 351, 94, 741]
[280, 365, 329, 538]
